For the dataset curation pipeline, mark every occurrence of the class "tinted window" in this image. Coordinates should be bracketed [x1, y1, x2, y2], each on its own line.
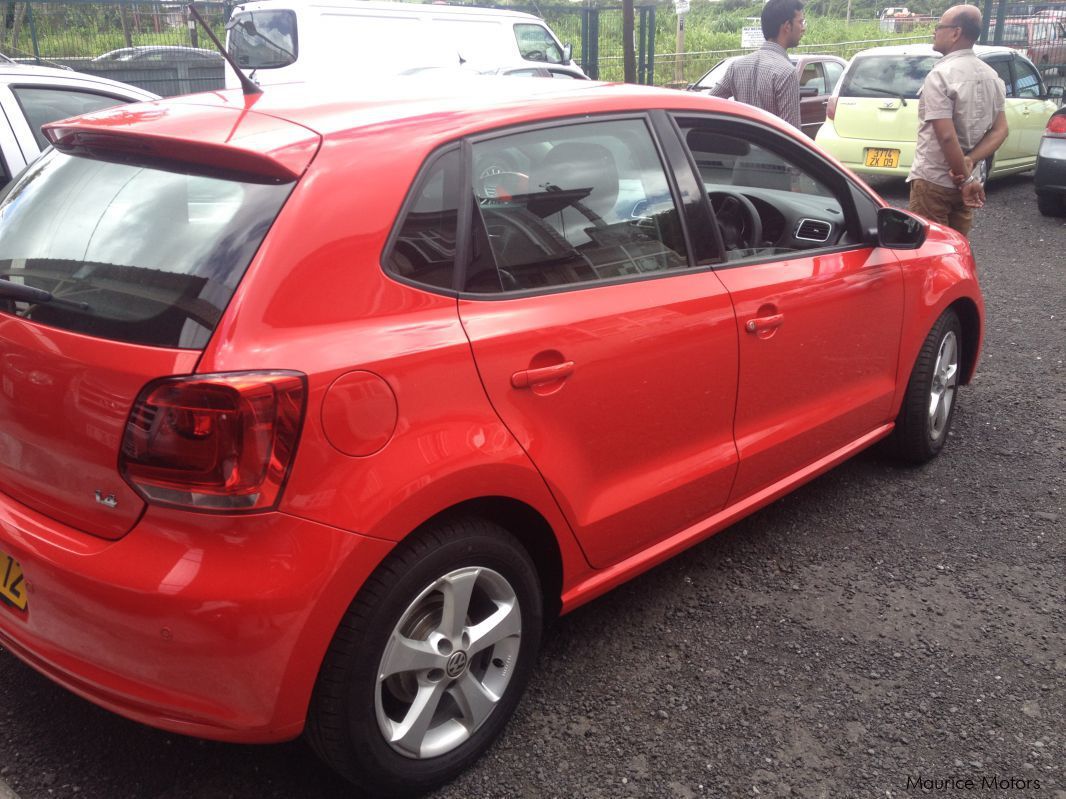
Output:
[386, 149, 460, 291]
[0, 151, 292, 348]
[513, 23, 564, 64]
[841, 55, 938, 99]
[823, 60, 844, 91]
[227, 10, 297, 69]
[800, 63, 827, 94]
[988, 59, 1015, 96]
[465, 120, 688, 293]
[679, 119, 847, 262]
[1014, 57, 1043, 97]
[11, 87, 131, 150]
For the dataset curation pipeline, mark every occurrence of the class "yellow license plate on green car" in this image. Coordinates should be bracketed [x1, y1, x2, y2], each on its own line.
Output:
[865, 148, 901, 168]
[1, 549, 26, 611]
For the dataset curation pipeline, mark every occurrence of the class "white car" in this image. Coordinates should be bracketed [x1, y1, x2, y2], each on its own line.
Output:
[0, 63, 157, 186]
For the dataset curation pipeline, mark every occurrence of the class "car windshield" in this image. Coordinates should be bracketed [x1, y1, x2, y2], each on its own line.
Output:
[0, 151, 293, 349]
[695, 59, 733, 90]
[227, 9, 297, 69]
[840, 54, 939, 99]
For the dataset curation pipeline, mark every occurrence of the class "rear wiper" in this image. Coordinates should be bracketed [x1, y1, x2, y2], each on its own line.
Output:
[852, 85, 908, 106]
[0, 278, 90, 311]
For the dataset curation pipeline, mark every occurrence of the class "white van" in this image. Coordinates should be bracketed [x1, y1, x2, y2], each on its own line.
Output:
[224, 0, 581, 88]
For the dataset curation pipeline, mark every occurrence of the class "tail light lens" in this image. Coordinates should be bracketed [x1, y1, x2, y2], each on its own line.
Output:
[121, 371, 307, 512]
[1047, 114, 1066, 137]
[827, 96, 838, 121]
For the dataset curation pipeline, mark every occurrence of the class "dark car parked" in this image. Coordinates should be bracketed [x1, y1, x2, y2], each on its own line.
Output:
[91, 46, 223, 63]
[1035, 105, 1066, 215]
[688, 53, 848, 139]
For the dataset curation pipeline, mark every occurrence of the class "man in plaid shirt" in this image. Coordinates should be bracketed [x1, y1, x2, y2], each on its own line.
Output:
[710, 0, 807, 129]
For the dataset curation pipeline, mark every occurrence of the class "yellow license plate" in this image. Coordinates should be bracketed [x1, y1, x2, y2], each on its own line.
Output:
[1, 549, 26, 611]
[865, 148, 901, 168]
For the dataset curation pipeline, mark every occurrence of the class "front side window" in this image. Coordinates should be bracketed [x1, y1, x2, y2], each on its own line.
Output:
[0, 151, 292, 348]
[840, 55, 938, 99]
[12, 87, 132, 150]
[465, 119, 688, 293]
[800, 63, 827, 94]
[227, 10, 297, 69]
[514, 23, 564, 64]
[988, 59, 1015, 97]
[679, 118, 849, 262]
[1014, 58, 1043, 97]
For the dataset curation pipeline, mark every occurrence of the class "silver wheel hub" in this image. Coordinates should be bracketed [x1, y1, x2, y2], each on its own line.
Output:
[928, 329, 959, 440]
[375, 566, 522, 759]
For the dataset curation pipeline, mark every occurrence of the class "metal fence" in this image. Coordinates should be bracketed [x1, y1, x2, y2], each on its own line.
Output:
[2, 0, 1062, 97]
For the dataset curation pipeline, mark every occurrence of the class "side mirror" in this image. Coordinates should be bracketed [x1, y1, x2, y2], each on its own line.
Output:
[876, 206, 927, 249]
[799, 85, 819, 97]
[1048, 85, 1064, 101]
[562, 43, 573, 63]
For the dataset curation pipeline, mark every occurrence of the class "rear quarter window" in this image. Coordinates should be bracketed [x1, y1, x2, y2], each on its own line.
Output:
[0, 151, 293, 348]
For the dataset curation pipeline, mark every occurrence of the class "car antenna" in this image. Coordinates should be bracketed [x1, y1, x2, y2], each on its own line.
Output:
[186, 3, 262, 96]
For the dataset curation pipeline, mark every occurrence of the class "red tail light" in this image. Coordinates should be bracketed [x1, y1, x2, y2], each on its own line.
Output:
[827, 96, 838, 121]
[121, 371, 307, 512]
[1047, 114, 1066, 136]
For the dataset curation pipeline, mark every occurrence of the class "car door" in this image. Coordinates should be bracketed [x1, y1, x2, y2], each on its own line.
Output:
[1009, 54, 1058, 164]
[985, 55, 1024, 165]
[675, 114, 904, 504]
[457, 116, 740, 569]
[798, 60, 829, 138]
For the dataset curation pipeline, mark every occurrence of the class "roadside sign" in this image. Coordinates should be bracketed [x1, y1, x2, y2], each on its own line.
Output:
[674, 0, 690, 14]
[741, 26, 763, 48]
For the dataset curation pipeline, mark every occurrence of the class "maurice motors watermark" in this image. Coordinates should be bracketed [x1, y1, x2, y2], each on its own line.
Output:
[905, 774, 1043, 792]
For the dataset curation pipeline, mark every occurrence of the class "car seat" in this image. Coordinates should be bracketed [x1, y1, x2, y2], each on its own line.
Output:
[529, 141, 619, 246]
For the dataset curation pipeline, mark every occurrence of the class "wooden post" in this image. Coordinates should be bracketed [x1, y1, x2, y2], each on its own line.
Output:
[675, 13, 685, 85]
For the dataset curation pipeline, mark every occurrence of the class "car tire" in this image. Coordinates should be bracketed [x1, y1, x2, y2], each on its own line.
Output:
[889, 308, 962, 464]
[306, 516, 543, 797]
[1036, 191, 1066, 217]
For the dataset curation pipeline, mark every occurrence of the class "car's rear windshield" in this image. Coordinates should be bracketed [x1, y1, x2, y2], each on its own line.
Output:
[227, 9, 297, 69]
[840, 54, 939, 99]
[0, 151, 293, 349]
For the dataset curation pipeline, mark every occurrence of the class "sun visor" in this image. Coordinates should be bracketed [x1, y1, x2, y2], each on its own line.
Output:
[44, 101, 321, 183]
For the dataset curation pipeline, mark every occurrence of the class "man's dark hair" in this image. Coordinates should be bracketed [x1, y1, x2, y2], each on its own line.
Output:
[762, 0, 804, 39]
[955, 7, 982, 40]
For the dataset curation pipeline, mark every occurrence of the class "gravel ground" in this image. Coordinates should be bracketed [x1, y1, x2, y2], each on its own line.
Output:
[0, 175, 1063, 799]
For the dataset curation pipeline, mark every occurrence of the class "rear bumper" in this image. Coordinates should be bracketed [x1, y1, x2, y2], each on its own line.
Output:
[0, 490, 394, 742]
[816, 122, 915, 178]
[1034, 140, 1066, 193]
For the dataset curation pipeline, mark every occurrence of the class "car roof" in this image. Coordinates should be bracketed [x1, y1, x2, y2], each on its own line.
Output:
[0, 63, 159, 98]
[63, 77, 773, 147]
[234, 0, 545, 23]
[849, 43, 1019, 57]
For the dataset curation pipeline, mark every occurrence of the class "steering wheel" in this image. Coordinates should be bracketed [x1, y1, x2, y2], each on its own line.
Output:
[524, 49, 546, 62]
[708, 191, 763, 253]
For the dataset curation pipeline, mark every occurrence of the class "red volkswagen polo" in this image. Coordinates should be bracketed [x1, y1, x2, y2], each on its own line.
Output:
[0, 77, 982, 796]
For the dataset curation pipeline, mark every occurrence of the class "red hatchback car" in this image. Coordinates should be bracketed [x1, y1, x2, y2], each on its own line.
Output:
[0, 78, 982, 795]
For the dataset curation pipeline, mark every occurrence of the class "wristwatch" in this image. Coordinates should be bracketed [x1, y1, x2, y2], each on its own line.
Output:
[963, 173, 981, 185]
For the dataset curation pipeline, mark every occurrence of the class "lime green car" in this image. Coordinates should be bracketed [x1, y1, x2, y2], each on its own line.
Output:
[816, 44, 1063, 179]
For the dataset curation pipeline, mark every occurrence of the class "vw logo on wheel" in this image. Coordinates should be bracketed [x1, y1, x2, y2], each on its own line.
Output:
[445, 650, 469, 678]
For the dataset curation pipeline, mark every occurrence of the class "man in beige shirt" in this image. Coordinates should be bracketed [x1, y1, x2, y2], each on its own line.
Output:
[908, 4, 1008, 237]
